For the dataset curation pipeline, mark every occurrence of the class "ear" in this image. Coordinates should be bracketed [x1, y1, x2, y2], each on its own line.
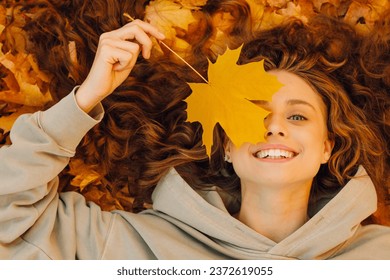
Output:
[224, 142, 232, 163]
[322, 138, 334, 164]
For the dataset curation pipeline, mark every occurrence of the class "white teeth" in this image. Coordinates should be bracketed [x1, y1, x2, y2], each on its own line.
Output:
[255, 149, 295, 159]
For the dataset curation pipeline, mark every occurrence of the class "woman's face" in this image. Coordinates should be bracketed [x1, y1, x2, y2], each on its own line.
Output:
[227, 70, 333, 190]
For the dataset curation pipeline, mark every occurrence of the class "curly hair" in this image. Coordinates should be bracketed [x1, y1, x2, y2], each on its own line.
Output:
[208, 16, 389, 213]
[7, 1, 389, 218]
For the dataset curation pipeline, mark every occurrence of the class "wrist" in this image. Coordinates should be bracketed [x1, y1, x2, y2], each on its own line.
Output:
[75, 84, 102, 113]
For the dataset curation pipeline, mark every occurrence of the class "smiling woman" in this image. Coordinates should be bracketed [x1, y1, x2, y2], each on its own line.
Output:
[201, 19, 389, 242]
[0, 3, 389, 259]
[225, 71, 334, 242]
[207, 16, 389, 220]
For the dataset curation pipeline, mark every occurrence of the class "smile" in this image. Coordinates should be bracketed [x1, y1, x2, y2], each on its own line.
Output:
[254, 149, 297, 159]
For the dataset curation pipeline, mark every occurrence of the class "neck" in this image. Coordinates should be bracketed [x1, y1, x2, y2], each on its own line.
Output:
[236, 181, 311, 243]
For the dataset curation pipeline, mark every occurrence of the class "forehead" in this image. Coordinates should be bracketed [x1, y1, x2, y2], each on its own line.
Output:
[259, 70, 327, 114]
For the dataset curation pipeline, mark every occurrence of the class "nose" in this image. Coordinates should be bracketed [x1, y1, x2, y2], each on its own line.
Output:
[264, 114, 287, 138]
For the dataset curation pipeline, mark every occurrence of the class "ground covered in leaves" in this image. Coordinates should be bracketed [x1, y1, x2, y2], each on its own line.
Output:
[1, 0, 389, 214]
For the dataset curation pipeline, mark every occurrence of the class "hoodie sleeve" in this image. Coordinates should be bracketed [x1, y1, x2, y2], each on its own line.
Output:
[0, 88, 114, 259]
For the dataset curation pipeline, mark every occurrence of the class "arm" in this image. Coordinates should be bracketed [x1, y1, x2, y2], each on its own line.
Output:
[0, 90, 103, 243]
[0, 20, 164, 258]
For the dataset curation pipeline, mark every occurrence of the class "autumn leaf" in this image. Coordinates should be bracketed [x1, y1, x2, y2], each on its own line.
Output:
[278, 2, 307, 22]
[144, 0, 197, 31]
[312, 0, 339, 11]
[267, 0, 288, 8]
[186, 47, 283, 155]
[144, 0, 198, 60]
[68, 158, 102, 191]
[0, 105, 36, 132]
[0, 23, 52, 107]
[177, 0, 208, 9]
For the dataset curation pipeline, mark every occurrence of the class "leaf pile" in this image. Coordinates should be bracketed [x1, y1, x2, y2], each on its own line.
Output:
[145, 0, 389, 61]
[0, 4, 52, 144]
[0, 0, 389, 220]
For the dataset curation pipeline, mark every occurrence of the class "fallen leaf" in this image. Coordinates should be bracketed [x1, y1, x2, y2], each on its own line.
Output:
[0, 24, 52, 106]
[295, 0, 316, 18]
[0, 105, 37, 132]
[258, 7, 285, 30]
[178, 0, 208, 9]
[312, 0, 340, 11]
[186, 47, 283, 155]
[343, 1, 380, 34]
[277, 2, 308, 22]
[68, 158, 102, 192]
[267, 0, 288, 8]
[145, 0, 197, 56]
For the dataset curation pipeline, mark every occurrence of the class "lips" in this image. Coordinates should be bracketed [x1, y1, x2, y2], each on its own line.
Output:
[255, 149, 295, 159]
[253, 145, 298, 160]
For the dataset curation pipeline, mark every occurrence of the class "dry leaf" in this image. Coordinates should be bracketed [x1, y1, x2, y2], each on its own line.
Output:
[145, 0, 197, 57]
[0, 25, 52, 106]
[267, 0, 288, 8]
[186, 47, 283, 155]
[312, 0, 340, 11]
[343, 1, 375, 34]
[0, 105, 36, 132]
[258, 7, 285, 30]
[278, 2, 308, 22]
[177, 0, 208, 9]
[295, 0, 316, 18]
[68, 158, 102, 192]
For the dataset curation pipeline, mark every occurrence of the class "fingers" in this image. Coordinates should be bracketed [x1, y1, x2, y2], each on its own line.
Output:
[118, 19, 165, 41]
[102, 19, 165, 60]
[110, 42, 140, 71]
[76, 19, 165, 111]
[97, 38, 140, 70]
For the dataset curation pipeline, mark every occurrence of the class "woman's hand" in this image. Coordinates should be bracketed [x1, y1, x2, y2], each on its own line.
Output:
[75, 20, 165, 113]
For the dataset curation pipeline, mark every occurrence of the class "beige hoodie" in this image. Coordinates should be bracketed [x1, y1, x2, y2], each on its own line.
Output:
[0, 90, 389, 259]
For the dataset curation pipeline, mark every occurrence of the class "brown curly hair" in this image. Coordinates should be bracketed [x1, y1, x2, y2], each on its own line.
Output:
[184, 15, 389, 218]
[214, 16, 389, 214]
[6, 1, 389, 219]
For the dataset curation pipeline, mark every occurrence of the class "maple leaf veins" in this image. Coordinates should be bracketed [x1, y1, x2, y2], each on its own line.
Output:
[186, 46, 283, 156]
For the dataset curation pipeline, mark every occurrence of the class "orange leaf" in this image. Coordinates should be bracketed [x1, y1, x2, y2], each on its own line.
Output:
[145, 0, 196, 40]
[0, 24, 52, 106]
[68, 158, 102, 192]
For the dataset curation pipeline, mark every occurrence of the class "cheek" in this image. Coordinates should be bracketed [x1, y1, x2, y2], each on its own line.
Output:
[230, 159, 253, 183]
[298, 129, 328, 160]
[229, 146, 252, 176]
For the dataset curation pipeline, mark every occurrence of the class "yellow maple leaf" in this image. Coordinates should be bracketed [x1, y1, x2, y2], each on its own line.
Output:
[186, 47, 283, 155]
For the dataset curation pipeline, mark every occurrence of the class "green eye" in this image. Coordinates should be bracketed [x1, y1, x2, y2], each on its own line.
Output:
[289, 114, 306, 121]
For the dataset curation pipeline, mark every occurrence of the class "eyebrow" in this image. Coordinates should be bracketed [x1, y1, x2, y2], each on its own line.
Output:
[249, 99, 317, 111]
[287, 99, 317, 111]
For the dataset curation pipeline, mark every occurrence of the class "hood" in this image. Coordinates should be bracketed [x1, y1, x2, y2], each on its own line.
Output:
[151, 166, 377, 259]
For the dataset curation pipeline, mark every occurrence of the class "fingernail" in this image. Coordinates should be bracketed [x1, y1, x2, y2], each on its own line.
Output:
[158, 31, 165, 39]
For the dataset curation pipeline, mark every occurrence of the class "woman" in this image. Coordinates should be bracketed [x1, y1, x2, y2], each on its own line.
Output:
[0, 11, 389, 259]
